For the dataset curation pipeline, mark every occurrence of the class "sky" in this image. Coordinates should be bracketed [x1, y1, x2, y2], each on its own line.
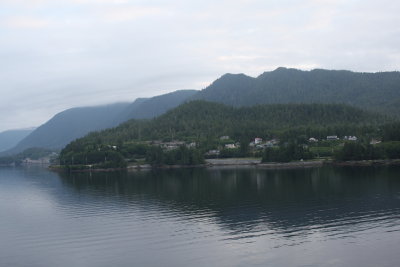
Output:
[0, 0, 399, 132]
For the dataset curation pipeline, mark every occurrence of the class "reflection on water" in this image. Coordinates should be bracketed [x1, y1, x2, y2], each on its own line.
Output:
[1, 166, 400, 267]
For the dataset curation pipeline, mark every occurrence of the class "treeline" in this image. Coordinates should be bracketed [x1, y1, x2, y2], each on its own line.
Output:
[382, 123, 400, 141]
[60, 146, 126, 168]
[58, 101, 399, 167]
[59, 143, 204, 168]
[63, 101, 386, 146]
[262, 143, 314, 163]
[334, 141, 400, 161]
[146, 146, 204, 166]
[261, 141, 400, 163]
[331, 122, 400, 161]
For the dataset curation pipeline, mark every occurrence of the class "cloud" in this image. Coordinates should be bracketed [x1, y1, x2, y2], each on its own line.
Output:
[217, 55, 261, 61]
[2, 16, 51, 29]
[0, 0, 400, 131]
[71, 0, 130, 4]
[101, 6, 171, 22]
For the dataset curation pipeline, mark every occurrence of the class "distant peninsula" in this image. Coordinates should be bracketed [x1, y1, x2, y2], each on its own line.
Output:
[53, 101, 400, 171]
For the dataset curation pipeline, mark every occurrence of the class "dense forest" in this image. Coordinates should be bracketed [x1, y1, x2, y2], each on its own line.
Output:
[331, 122, 400, 161]
[58, 101, 393, 168]
[193, 68, 400, 117]
[65, 101, 386, 144]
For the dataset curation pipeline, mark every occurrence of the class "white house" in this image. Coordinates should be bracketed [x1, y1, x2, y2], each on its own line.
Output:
[370, 139, 381, 145]
[327, 135, 339, 141]
[345, 136, 358, 141]
[225, 144, 236, 149]
[186, 142, 197, 148]
[254, 138, 263, 144]
[206, 150, 220, 156]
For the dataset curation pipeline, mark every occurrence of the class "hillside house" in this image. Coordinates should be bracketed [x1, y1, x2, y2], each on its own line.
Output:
[225, 144, 236, 149]
[327, 135, 339, 141]
[370, 139, 381, 145]
[255, 138, 263, 144]
[205, 150, 220, 156]
[161, 141, 185, 151]
[186, 142, 197, 148]
[344, 136, 358, 141]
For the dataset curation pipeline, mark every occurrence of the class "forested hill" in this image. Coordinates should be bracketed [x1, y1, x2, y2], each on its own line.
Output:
[63, 101, 386, 151]
[4, 103, 130, 155]
[2, 90, 197, 155]
[0, 128, 35, 152]
[192, 68, 400, 116]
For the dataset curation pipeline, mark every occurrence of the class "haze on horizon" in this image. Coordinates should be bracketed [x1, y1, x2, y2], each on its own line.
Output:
[0, 0, 399, 132]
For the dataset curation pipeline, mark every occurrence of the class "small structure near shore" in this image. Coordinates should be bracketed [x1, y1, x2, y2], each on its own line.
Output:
[225, 144, 236, 149]
[327, 135, 339, 141]
[344, 136, 358, 141]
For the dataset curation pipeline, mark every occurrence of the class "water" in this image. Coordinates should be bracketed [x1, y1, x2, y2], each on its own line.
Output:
[0, 166, 400, 267]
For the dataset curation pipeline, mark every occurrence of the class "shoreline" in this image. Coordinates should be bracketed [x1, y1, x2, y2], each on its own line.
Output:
[205, 158, 325, 169]
[48, 158, 400, 173]
[330, 159, 400, 167]
[47, 159, 326, 172]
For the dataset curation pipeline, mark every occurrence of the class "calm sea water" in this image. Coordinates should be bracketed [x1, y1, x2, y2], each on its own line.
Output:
[0, 166, 400, 267]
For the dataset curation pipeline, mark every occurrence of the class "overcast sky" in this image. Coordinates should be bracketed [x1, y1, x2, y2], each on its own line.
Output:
[0, 0, 399, 131]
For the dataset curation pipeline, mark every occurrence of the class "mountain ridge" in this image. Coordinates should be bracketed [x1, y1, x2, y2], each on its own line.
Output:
[3, 67, 400, 155]
[119, 89, 198, 122]
[193, 67, 400, 116]
[0, 128, 36, 153]
[2, 90, 198, 154]
[2, 103, 130, 155]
